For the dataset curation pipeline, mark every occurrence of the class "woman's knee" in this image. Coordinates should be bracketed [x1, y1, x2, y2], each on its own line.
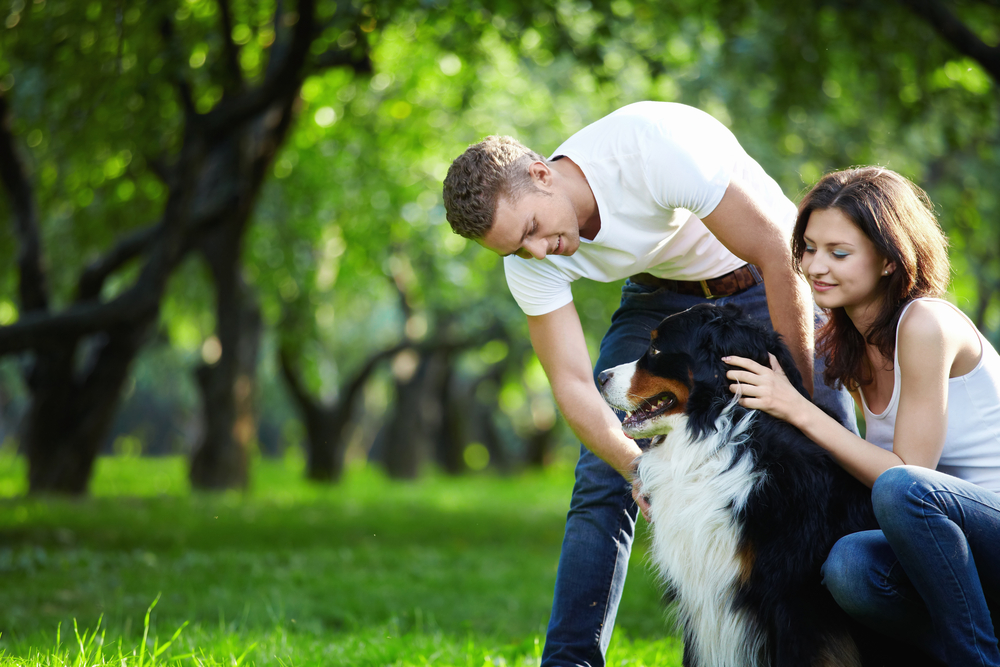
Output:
[822, 532, 889, 617]
[872, 465, 929, 519]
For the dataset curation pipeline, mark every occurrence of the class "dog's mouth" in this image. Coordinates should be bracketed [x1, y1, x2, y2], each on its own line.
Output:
[623, 392, 678, 429]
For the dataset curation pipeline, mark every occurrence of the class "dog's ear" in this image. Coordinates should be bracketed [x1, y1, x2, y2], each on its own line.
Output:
[686, 306, 811, 434]
[685, 308, 750, 434]
[702, 305, 808, 395]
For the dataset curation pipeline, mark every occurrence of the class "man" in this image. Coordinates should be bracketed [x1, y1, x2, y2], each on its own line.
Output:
[442, 101, 855, 667]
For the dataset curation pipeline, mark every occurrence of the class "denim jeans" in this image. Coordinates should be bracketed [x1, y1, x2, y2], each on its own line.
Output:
[822, 466, 1000, 666]
[541, 280, 858, 667]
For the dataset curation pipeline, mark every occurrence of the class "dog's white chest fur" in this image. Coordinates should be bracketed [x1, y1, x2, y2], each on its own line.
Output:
[639, 411, 768, 667]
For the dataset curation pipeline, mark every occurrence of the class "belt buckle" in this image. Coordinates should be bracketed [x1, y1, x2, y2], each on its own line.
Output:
[700, 280, 715, 299]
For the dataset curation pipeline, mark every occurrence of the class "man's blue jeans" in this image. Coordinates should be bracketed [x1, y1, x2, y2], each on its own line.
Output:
[541, 280, 857, 667]
[822, 466, 1000, 666]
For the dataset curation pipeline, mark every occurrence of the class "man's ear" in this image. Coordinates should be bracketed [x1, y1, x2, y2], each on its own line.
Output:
[528, 160, 553, 186]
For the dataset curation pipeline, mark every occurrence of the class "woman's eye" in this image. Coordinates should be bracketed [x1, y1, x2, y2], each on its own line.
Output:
[832, 251, 850, 259]
[803, 245, 816, 254]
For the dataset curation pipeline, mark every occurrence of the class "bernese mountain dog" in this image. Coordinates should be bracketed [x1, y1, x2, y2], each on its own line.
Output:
[598, 303, 933, 667]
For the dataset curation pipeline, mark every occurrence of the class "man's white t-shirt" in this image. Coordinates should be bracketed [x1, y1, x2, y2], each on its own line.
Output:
[504, 102, 798, 317]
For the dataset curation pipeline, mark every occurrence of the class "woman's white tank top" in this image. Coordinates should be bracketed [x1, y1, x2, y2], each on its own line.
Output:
[859, 298, 1000, 493]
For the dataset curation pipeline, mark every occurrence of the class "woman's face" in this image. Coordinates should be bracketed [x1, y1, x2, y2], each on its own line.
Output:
[800, 207, 893, 324]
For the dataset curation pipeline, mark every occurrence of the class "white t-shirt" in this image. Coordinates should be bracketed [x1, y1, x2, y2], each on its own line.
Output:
[860, 298, 1000, 493]
[504, 102, 798, 316]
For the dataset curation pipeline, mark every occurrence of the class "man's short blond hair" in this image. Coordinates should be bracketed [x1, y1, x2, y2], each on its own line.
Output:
[442, 136, 546, 239]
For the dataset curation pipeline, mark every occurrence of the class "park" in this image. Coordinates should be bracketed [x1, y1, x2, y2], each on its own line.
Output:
[1, 0, 999, 665]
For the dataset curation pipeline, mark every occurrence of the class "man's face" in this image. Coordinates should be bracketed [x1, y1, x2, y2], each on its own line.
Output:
[479, 188, 581, 260]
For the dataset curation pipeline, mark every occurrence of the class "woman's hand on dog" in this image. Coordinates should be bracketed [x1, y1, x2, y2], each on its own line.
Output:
[723, 353, 809, 425]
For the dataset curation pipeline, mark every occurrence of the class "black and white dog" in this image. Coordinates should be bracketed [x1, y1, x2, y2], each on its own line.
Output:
[598, 303, 929, 667]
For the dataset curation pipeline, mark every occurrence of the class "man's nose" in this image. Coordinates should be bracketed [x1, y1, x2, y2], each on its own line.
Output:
[524, 238, 547, 260]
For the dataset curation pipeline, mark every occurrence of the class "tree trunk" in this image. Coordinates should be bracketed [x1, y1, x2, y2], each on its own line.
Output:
[437, 366, 469, 475]
[25, 323, 154, 493]
[189, 236, 261, 489]
[374, 350, 440, 480]
[279, 342, 406, 482]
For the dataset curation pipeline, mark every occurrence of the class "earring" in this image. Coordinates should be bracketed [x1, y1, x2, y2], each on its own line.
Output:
[883, 270, 889, 275]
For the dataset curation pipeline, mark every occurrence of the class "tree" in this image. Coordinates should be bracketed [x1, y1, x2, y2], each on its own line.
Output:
[0, 0, 372, 493]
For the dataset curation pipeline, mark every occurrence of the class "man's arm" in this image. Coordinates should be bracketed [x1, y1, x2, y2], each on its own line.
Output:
[527, 302, 643, 478]
[701, 179, 815, 396]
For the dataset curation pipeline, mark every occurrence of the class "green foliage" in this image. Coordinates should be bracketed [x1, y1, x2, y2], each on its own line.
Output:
[0, 455, 674, 666]
[3, 0, 1000, 476]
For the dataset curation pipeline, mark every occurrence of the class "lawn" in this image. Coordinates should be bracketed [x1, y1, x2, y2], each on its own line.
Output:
[0, 450, 682, 666]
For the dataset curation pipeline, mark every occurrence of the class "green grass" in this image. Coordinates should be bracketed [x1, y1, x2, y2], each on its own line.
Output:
[0, 450, 682, 666]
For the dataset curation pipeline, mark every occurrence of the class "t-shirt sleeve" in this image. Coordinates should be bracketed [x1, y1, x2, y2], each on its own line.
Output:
[503, 255, 574, 316]
[642, 116, 741, 220]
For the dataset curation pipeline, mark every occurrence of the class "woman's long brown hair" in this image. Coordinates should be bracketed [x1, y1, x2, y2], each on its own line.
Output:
[791, 167, 951, 390]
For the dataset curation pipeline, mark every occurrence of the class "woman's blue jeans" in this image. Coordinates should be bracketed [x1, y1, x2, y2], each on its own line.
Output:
[822, 466, 1000, 666]
[540, 280, 857, 667]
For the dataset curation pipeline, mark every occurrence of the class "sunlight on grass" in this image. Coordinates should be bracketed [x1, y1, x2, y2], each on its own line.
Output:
[0, 454, 680, 666]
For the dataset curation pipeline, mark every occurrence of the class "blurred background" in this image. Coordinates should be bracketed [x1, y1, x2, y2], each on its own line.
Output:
[0, 0, 997, 494]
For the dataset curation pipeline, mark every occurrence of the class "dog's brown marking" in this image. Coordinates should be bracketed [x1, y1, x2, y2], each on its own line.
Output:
[736, 541, 756, 586]
[650, 329, 658, 341]
[812, 631, 862, 667]
[626, 371, 689, 414]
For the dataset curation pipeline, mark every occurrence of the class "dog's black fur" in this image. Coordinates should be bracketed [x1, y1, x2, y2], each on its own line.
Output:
[600, 303, 936, 667]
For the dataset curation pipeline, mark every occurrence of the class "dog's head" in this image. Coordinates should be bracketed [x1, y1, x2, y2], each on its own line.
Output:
[598, 303, 807, 439]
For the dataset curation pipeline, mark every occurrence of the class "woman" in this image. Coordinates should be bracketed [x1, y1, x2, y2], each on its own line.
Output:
[724, 166, 1000, 666]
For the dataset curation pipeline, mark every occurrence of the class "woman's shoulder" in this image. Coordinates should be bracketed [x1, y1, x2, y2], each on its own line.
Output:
[897, 299, 982, 370]
[897, 299, 954, 342]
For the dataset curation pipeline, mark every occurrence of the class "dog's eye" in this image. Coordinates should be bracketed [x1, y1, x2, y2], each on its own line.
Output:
[649, 347, 660, 357]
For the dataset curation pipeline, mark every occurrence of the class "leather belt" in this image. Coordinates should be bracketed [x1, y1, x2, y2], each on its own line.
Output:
[629, 264, 763, 299]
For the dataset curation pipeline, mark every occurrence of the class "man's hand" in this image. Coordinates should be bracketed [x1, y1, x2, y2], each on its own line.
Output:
[632, 477, 652, 523]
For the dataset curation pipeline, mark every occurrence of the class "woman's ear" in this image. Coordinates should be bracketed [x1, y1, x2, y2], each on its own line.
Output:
[882, 260, 896, 277]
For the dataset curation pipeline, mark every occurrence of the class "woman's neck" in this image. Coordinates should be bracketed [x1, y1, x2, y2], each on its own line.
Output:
[845, 298, 886, 339]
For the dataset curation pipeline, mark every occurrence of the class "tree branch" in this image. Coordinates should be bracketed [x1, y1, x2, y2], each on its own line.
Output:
[901, 0, 1000, 82]
[0, 286, 157, 354]
[0, 94, 50, 314]
[312, 47, 372, 74]
[203, 0, 317, 134]
[216, 0, 245, 92]
[158, 15, 198, 119]
[76, 223, 162, 302]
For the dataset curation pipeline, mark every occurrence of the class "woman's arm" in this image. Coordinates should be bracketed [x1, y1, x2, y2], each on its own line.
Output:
[724, 355, 903, 487]
[724, 302, 960, 486]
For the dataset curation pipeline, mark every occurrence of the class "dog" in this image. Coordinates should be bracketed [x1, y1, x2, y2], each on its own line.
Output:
[598, 303, 926, 667]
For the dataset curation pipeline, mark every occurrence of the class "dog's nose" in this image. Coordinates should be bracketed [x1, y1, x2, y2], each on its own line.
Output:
[598, 370, 613, 387]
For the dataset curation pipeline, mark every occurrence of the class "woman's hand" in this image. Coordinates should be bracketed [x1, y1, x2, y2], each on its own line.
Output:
[723, 353, 808, 425]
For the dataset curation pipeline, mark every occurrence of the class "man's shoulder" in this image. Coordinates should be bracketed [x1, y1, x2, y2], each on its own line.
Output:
[555, 102, 734, 161]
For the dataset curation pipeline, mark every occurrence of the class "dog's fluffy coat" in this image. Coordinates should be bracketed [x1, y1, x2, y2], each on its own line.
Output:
[599, 304, 928, 667]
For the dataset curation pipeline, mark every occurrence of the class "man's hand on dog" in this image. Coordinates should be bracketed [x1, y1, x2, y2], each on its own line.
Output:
[723, 353, 807, 424]
[631, 477, 652, 522]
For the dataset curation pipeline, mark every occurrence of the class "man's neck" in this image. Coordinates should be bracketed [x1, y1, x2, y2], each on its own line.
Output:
[550, 157, 601, 240]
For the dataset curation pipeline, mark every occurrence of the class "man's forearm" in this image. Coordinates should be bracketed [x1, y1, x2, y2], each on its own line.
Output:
[761, 268, 814, 395]
[553, 379, 643, 478]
